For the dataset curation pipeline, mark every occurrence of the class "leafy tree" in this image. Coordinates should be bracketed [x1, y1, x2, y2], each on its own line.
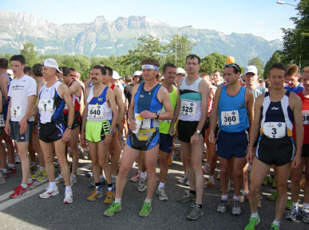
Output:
[282, 0, 309, 68]
[20, 42, 38, 66]
[200, 52, 227, 73]
[263, 50, 285, 79]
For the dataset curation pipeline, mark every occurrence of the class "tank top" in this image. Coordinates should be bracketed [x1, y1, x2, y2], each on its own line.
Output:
[178, 77, 202, 121]
[38, 81, 65, 124]
[64, 80, 81, 115]
[86, 86, 112, 121]
[218, 85, 249, 132]
[296, 92, 309, 144]
[133, 82, 162, 131]
[159, 85, 178, 134]
[260, 91, 294, 139]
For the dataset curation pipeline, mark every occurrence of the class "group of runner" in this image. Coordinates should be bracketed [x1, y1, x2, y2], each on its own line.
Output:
[0, 54, 308, 230]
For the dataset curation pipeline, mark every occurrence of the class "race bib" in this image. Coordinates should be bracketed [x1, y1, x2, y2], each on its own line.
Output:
[180, 100, 197, 116]
[221, 110, 240, 126]
[0, 114, 4, 127]
[11, 105, 22, 119]
[88, 104, 105, 120]
[38, 99, 54, 112]
[303, 110, 309, 125]
[263, 122, 286, 139]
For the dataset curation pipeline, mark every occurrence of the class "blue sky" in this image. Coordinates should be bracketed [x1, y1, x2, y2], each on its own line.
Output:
[1, 0, 299, 40]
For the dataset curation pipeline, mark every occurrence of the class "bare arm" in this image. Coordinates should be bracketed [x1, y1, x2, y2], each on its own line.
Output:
[114, 87, 125, 126]
[245, 88, 255, 135]
[197, 80, 210, 131]
[0, 77, 8, 101]
[59, 84, 74, 128]
[107, 88, 118, 132]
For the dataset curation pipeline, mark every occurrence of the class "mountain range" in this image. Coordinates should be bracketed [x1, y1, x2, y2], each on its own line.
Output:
[0, 10, 282, 66]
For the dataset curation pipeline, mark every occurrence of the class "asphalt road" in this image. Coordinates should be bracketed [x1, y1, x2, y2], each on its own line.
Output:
[0, 156, 307, 230]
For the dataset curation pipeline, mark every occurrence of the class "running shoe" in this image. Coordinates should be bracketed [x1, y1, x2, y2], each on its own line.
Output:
[31, 169, 40, 180]
[104, 191, 115, 204]
[269, 224, 279, 230]
[55, 174, 64, 184]
[232, 200, 241, 215]
[156, 187, 168, 201]
[177, 174, 188, 184]
[186, 204, 204, 221]
[87, 189, 103, 201]
[300, 207, 309, 223]
[244, 216, 260, 230]
[217, 199, 228, 213]
[36, 170, 48, 182]
[64, 190, 73, 204]
[286, 206, 298, 221]
[10, 185, 26, 198]
[104, 202, 122, 217]
[39, 187, 59, 199]
[139, 201, 152, 217]
[177, 190, 195, 204]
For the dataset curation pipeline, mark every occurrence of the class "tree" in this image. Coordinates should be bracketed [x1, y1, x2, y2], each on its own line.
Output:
[200, 52, 227, 73]
[248, 57, 264, 77]
[282, 0, 309, 68]
[20, 42, 38, 66]
[263, 50, 285, 79]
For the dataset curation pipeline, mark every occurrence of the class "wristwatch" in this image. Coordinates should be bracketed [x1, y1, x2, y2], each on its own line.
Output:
[156, 113, 160, 119]
[196, 129, 201, 135]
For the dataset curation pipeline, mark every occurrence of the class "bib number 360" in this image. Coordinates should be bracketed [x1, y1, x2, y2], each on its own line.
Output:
[221, 110, 240, 126]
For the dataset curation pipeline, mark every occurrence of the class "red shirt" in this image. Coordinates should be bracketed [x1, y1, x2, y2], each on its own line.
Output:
[297, 92, 309, 144]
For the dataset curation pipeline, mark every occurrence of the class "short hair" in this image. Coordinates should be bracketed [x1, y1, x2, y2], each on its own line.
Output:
[104, 66, 113, 76]
[162, 63, 176, 73]
[224, 63, 241, 74]
[60, 66, 69, 76]
[269, 63, 287, 75]
[10, 55, 26, 65]
[32, 64, 43, 77]
[125, 75, 132, 82]
[286, 64, 299, 77]
[0, 58, 8, 69]
[141, 58, 160, 67]
[68, 68, 76, 75]
[186, 54, 201, 64]
[24, 66, 32, 75]
[303, 66, 309, 73]
[92, 65, 106, 75]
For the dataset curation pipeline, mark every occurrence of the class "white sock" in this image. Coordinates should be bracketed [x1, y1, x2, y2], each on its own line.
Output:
[251, 212, 259, 218]
[107, 186, 113, 191]
[49, 182, 57, 189]
[158, 182, 165, 189]
[145, 198, 152, 204]
[140, 171, 147, 179]
[272, 220, 280, 226]
[221, 194, 228, 201]
[21, 183, 27, 189]
[65, 186, 72, 192]
[115, 198, 121, 205]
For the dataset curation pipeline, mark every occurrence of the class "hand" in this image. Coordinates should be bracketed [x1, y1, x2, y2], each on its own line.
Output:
[140, 110, 156, 119]
[292, 154, 301, 169]
[190, 132, 201, 144]
[103, 132, 112, 144]
[169, 126, 175, 136]
[246, 146, 255, 165]
[128, 119, 136, 131]
[80, 131, 86, 147]
[62, 128, 71, 143]
[5, 123, 10, 136]
[19, 118, 27, 135]
[208, 130, 216, 144]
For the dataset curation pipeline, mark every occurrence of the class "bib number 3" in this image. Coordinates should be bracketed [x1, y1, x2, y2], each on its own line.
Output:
[263, 122, 286, 139]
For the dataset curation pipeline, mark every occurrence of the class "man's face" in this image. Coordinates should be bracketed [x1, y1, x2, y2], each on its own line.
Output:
[302, 72, 309, 91]
[142, 68, 157, 81]
[89, 68, 102, 85]
[10, 61, 24, 76]
[212, 71, 221, 85]
[245, 72, 258, 87]
[63, 70, 76, 85]
[42, 66, 57, 80]
[163, 67, 176, 85]
[223, 67, 239, 85]
[284, 74, 299, 88]
[185, 58, 200, 76]
[268, 68, 285, 90]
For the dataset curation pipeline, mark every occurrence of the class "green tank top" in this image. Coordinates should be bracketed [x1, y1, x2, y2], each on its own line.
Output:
[159, 85, 178, 134]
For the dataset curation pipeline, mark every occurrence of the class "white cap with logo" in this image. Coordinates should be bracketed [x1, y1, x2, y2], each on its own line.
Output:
[245, 65, 258, 75]
[176, 67, 186, 75]
[43, 58, 62, 73]
[133, 70, 142, 76]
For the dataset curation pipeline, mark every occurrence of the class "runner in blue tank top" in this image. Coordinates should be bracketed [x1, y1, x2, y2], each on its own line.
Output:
[245, 63, 303, 230]
[104, 58, 173, 217]
[209, 63, 254, 216]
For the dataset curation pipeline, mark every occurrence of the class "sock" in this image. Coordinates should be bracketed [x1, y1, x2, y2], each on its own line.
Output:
[272, 220, 280, 226]
[49, 182, 57, 189]
[145, 198, 152, 204]
[115, 198, 121, 205]
[251, 212, 259, 218]
[65, 186, 72, 192]
[8, 163, 15, 169]
[303, 203, 309, 209]
[221, 194, 228, 201]
[233, 195, 239, 201]
[27, 178, 32, 184]
[158, 182, 165, 189]
[21, 183, 27, 189]
[107, 184, 113, 191]
[95, 182, 101, 191]
[140, 171, 147, 179]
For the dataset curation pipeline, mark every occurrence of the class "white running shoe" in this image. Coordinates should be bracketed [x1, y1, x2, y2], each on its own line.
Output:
[64, 190, 73, 204]
[39, 187, 59, 199]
